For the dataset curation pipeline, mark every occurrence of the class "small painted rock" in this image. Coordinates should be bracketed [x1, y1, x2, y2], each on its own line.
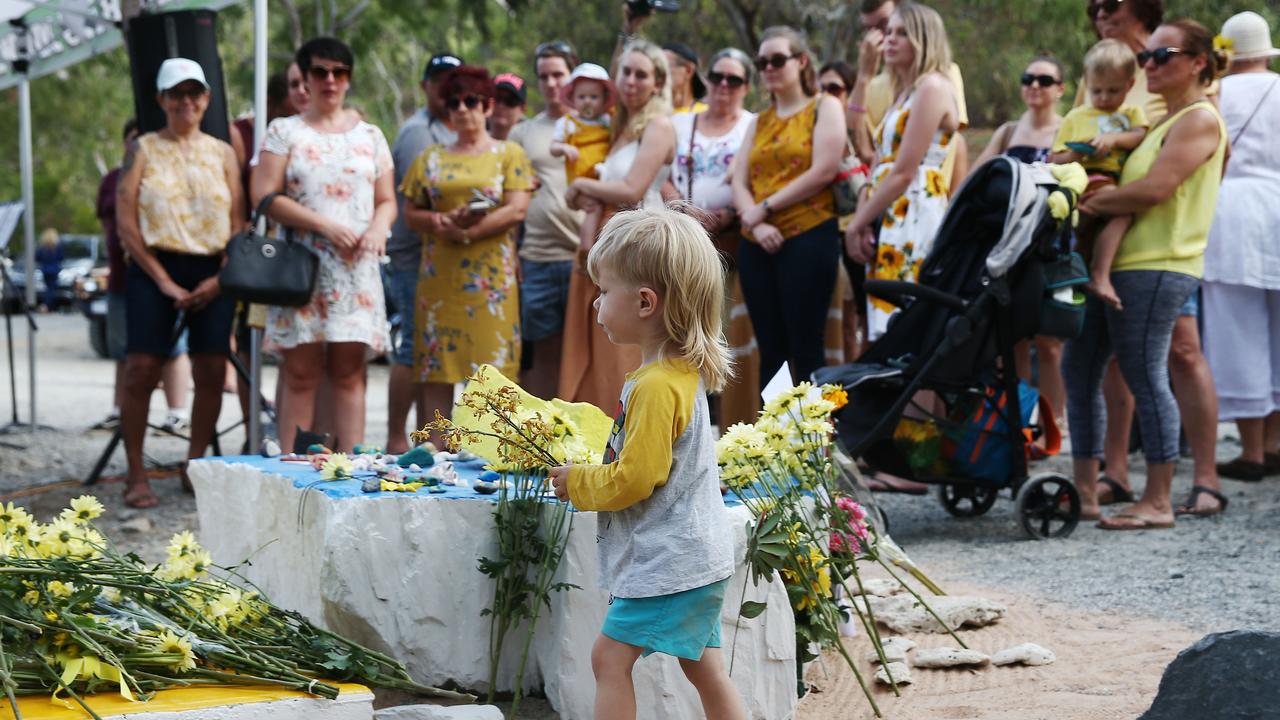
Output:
[260, 438, 282, 457]
[473, 481, 499, 495]
[428, 485, 447, 494]
[478, 470, 501, 482]
[408, 463, 421, 472]
[422, 476, 440, 487]
[361, 477, 382, 493]
[456, 449, 478, 462]
[397, 446, 435, 468]
[352, 444, 382, 455]
[306, 443, 332, 455]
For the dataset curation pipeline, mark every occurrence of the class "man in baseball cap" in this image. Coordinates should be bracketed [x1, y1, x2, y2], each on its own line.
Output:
[490, 72, 528, 140]
[662, 42, 707, 114]
[383, 51, 463, 453]
[155, 57, 209, 92]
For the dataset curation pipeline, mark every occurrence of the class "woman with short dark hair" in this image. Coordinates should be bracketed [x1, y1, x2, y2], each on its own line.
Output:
[400, 65, 533, 437]
[252, 36, 397, 454]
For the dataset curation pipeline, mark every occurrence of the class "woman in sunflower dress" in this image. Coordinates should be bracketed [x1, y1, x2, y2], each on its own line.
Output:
[399, 67, 533, 433]
[843, 3, 961, 342]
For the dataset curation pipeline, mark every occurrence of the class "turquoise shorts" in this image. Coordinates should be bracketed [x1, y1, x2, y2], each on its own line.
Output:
[602, 577, 730, 661]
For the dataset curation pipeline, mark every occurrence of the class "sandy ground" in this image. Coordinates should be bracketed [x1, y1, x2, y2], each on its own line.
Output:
[3, 314, 1276, 720]
[796, 578, 1197, 720]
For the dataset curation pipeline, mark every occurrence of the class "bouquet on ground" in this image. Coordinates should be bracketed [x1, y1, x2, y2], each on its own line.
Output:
[0, 497, 468, 719]
[718, 383, 962, 717]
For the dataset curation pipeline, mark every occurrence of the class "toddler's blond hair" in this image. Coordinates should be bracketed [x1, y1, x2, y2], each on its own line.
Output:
[1084, 39, 1137, 81]
[587, 205, 733, 392]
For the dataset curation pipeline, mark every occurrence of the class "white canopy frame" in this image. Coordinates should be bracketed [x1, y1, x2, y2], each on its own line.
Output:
[1, 0, 266, 445]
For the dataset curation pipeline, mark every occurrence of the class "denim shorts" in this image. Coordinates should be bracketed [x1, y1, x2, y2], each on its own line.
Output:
[108, 292, 187, 361]
[384, 267, 418, 366]
[125, 253, 231, 356]
[601, 577, 728, 661]
[520, 259, 574, 343]
[1179, 285, 1200, 318]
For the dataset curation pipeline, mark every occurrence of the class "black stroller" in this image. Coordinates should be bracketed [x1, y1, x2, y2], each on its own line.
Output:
[816, 157, 1089, 540]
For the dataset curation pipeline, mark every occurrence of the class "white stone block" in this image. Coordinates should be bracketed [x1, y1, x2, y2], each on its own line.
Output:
[874, 661, 913, 685]
[992, 642, 1056, 666]
[911, 647, 990, 668]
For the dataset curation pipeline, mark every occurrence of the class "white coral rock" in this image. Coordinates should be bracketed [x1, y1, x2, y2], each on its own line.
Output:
[858, 595, 1007, 634]
[911, 647, 991, 668]
[866, 636, 918, 664]
[874, 661, 914, 685]
[992, 643, 1056, 667]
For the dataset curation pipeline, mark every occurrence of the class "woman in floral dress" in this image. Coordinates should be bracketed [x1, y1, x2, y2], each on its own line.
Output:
[844, 3, 961, 342]
[400, 66, 533, 437]
[253, 37, 396, 453]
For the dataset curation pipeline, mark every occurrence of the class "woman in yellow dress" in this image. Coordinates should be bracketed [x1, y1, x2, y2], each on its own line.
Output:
[400, 66, 533, 434]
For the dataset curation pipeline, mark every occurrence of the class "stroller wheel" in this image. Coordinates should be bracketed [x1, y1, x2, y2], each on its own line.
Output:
[937, 483, 999, 517]
[1016, 473, 1081, 540]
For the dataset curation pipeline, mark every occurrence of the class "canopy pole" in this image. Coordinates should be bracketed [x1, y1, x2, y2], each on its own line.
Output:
[246, 0, 268, 453]
[18, 76, 37, 432]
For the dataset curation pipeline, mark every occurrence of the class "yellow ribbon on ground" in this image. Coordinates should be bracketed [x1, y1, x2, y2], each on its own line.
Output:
[55, 652, 134, 703]
[450, 364, 613, 464]
[1, 683, 371, 720]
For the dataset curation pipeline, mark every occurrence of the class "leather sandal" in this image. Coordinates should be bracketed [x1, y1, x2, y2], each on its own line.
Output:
[1175, 485, 1228, 517]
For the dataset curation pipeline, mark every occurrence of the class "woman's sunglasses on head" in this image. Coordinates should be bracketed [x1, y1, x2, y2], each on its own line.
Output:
[1137, 47, 1184, 66]
[707, 71, 747, 88]
[445, 95, 486, 111]
[308, 65, 351, 81]
[754, 53, 799, 71]
[1087, 0, 1124, 19]
[1021, 73, 1060, 88]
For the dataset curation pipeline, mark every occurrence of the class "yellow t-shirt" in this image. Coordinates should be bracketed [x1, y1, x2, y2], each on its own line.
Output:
[674, 101, 709, 115]
[866, 63, 967, 183]
[553, 113, 611, 183]
[1113, 101, 1226, 278]
[136, 132, 232, 256]
[1052, 103, 1148, 177]
[746, 97, 836, 240]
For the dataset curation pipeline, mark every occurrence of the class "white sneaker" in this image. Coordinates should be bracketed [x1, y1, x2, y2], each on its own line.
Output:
[161, 411, 190, 434]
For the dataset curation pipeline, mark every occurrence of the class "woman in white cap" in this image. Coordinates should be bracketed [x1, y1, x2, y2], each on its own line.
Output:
[115, 57, 242, 508]
[1195, 11, 1280, 498]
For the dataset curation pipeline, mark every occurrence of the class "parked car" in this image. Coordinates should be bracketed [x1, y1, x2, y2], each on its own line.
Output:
[3, 234, 104, 313]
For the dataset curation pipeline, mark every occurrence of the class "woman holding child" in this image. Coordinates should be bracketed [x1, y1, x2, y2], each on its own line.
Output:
[1068, 19, 1228, 529]
[560, 40, 676, 411]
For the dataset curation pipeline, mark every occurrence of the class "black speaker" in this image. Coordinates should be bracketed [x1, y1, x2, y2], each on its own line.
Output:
[125, 9, 230, 143]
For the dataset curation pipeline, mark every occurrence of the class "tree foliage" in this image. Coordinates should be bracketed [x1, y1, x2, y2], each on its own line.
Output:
[0, 0, 1275, 238]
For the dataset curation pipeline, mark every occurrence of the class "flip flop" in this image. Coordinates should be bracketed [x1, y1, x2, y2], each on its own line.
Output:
[1265, 452, 1280, 476]
[866, 473, 929, 495]
[123, 483, 160, 509]
[1097, 512, 1174, 531]
[1096, 475, 1134, 506]
[1175, 485, 1228, 517]
[1216, 457, 1265, 482]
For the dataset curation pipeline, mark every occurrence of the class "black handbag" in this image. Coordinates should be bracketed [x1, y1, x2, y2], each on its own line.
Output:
[219, 193, 319, 307]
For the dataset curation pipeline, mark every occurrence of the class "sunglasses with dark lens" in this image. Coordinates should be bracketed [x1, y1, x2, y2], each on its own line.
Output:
[822, 82, 848, 95]
[1087, 0, 1124, 19]
[164, 86, 206, 100]
[535, 40, 574, 59]
[445, 95, 486, 111]
[308, 65, 351, 81]
[754, 53, 799, 71]
[1020, 73, 1060, 88]
[1136, 47, 1185, 66]
[707, 71, 747, 88]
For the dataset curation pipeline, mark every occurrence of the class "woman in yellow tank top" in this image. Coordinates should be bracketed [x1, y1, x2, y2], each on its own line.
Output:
[1065, 20, 1229, 530]
[730, 26, 843, 392]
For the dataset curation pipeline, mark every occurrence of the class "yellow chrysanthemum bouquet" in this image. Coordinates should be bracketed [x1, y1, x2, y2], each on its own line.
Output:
[0, 497, 467, 715]
[718, 384, 962, 715]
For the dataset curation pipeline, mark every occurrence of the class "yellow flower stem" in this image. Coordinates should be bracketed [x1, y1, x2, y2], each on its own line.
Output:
[835, 562, 898, 696]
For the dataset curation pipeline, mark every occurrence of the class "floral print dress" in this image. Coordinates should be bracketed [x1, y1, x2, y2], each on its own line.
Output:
[400, 141, 533, 384]
[867, 91, 953, 341]
[261, 116, 393, 354]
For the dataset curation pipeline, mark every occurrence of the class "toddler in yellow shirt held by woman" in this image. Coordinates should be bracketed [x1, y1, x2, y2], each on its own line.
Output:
[549, 62, 616, 252]
[548, 206, 747, 720]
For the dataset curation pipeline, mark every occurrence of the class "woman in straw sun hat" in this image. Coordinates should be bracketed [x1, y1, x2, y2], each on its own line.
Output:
[1195, 10, 1280, 500]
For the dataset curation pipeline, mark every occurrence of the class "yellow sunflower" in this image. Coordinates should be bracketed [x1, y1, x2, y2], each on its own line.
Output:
[925, 169, 948, 198]
[876, 243, 905, 278]
[892, 195, 911, 220]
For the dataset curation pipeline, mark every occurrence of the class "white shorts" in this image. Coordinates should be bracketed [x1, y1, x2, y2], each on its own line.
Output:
[1203, 281, 1280, 421]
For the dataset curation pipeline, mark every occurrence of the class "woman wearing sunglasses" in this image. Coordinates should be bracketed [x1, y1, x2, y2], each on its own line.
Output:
[662, 47, 758, 424]
[253, 37, 397, 454]
[1068, 20, 1229, 530]
[971, 55, 1069, 429]
[729, 26, 844, 393]
[843, 3, 960, 343]
[558, 40, 675, 411]
[398, 66, 533, 439]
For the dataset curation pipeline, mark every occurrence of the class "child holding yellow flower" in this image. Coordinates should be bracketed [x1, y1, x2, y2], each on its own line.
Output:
[548, 207, 745, 720]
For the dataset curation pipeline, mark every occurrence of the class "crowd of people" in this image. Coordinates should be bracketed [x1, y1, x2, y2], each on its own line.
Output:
[97, 0, 1279, 528]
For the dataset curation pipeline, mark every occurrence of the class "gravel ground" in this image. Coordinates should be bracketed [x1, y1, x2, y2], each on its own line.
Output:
[4, 312, 1279, 718]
